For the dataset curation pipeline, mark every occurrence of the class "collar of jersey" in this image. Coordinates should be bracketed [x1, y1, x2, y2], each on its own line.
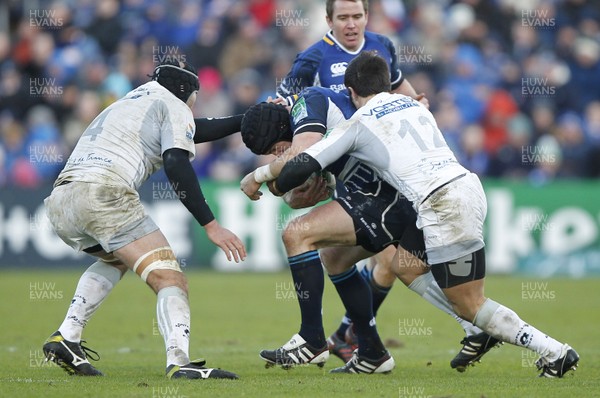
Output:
[325, 30, 365, 55]
[362, 92, 391, 109]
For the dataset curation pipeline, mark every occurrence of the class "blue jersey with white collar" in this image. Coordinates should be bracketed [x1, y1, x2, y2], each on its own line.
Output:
[278, 31, 403, 97]
[289, 86, 379, 192]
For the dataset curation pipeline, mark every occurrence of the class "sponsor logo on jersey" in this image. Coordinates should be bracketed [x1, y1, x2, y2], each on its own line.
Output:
[291, 97, 308, 125]
[330, 62, 347, 77]
[329, 83, 346, 92]
[362, 96, 418, 119]
[185, 123, 194, 141]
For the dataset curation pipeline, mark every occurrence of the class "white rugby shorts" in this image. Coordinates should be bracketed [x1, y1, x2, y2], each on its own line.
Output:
[44, 182, 158, 253]
[416, 172, 486, 264]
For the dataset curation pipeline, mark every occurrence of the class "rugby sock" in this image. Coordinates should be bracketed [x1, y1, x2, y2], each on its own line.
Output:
[334, 316, 352, 340]
[334, 266, 391, 339]
[362, 266, 392, 316]
[58, 261, 121, 342]
[157, 286, 191, 367]
[330, 265, 386, 359]
[408, 272, 483, 336]
[474, 299, 564, 361]
[333, 265, 368, 339]
[289, 251, 326, 348]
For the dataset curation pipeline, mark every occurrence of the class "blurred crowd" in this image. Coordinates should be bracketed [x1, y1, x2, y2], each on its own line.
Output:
[1, 0, 600, 189]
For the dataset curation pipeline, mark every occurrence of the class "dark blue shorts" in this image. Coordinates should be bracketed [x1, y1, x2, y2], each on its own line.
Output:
[334, 181, 425, 258]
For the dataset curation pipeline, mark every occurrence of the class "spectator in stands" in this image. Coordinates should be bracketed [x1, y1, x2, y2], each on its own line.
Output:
[1, 0, 599, 187]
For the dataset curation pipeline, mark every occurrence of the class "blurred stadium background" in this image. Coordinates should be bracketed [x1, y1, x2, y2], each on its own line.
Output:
[0, 0, 599, 278]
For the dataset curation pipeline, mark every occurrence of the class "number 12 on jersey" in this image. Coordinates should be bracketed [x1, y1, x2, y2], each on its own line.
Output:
[397, 115, 445, 151]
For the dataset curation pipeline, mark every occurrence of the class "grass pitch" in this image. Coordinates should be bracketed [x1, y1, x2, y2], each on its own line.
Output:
[1, 270, 598, 398]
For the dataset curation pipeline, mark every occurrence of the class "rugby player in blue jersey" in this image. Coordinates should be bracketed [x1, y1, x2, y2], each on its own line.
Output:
[275, 0, 465, 367]
[240, 86, 498, 373]
[277, 0, 427, 103]
[270, 52, 579, 378]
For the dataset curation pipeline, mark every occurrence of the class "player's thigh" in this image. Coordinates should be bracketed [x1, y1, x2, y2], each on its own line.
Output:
[284, 200, 357, 249]
[320, 245, 374, 275]
[373, 245, 397, 273]
[417, 173, 486, 264]
[393, 223, 429, 284]
[370, 245, 401, 286]
[112, 230, 170, 265]
[113, 230, 185, 291]
[392, 246, 429, 285]
[338, 184, 416, 254]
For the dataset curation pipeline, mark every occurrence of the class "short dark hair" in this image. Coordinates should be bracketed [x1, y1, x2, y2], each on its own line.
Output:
[326, 0, 368, 20]
[344, 51, 390, 97]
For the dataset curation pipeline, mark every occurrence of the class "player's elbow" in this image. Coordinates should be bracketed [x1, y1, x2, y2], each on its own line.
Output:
[162, 148, 190, 179]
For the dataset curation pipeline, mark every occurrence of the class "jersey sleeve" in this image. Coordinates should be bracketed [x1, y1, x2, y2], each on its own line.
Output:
[304, 119, 360, 169]
[380, 35, 403, 90]
[277, 46, 322, 98]
[290, 88, 329, 135]
[159, 101, 196, 160]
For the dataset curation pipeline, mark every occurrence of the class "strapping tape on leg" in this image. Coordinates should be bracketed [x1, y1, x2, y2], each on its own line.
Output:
[133, 247, 181, 282]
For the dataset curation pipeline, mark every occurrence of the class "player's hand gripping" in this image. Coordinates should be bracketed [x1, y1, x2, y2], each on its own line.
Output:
[415, 93, 429, 108]
[240, 171, 263, 200]
[203, 220, 247, 262]
[278, 175, 330, 209]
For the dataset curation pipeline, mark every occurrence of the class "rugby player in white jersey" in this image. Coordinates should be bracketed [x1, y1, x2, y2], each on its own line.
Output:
[272, 52, 579, 378]
[240, 90, 499, 374]
[42, 60, 245, 379]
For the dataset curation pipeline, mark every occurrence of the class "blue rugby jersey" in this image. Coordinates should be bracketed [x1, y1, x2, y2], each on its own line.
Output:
[289, 87, 381, 193]
[278, 31, 403, 97]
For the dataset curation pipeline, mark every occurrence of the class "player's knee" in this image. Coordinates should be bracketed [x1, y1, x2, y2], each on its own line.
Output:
[395, 257, 428, 286]
[373, 262, 398, 286]
[391, 244, 427, 282]
[91, 253, 127, 278]
[374, 254, 395, 276]
[111, 263, 129, 277]
[282, 218, 313, 250]
[450, 297, 484, 322]
[132, 247, 185, 293]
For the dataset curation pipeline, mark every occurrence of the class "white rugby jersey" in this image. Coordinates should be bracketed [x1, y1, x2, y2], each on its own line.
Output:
[304, 92, 468, 207]
[57, 81, 196, 190]
[290, 87, 380, 192]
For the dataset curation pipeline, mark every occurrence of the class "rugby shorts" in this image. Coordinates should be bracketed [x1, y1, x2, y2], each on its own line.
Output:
[44, 181, 159, 253]
[334, 181, 425, 258]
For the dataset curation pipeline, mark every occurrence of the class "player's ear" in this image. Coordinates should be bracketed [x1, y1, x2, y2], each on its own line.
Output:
[347, 86, 357, 101]
[326, 14, 333, 28]
[349, 87, 362, 108]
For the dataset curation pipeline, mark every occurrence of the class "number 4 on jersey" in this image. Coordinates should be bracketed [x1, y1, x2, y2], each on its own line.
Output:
[83, 109, 111, 141]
